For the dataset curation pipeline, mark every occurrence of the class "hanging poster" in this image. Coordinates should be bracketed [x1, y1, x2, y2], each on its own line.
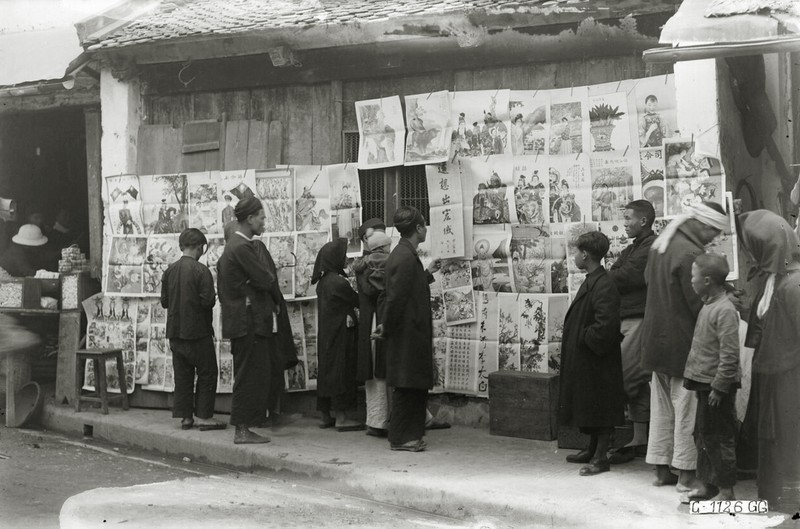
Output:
[265, 235, 296, 299]
[588, 92, 631, 153]
[519, 294, 549, 373]
[598, 220, 629, 270]
[547, 294, 569, 344]
[640, 147, 666, 217]
[548, 86, 590, 155]
[440, 259, 477, 325]
[509, 224, 551, 294]
[664, 139, 724, 216]
[216, 169, 257, 230]
[202, 235, 225, 285]
[497, 293, 521, 371]
[142, 235, 181, 296]
[284, 302, 307, 391]
[549, 154, 591, 224]
[450, 89, 511, 158]
[547, 343, 562, 374]
[426, 163, 466, 258]
[82, 294, 136, 394]
[446, 324, 478, 393]
[104, 236, 147, 296]
[548, 226, 569, 294]
[475, 290, 499, 397]
[133, 299, 153, 385]
[217, 340, 233, 393]
[634, 74, 679, 148]
[355, 96, 405, 169]
[404, 90, 452, 166]
[294, 165, 331, 232]
[328, 163, 362, 256]
[471, 227, 512, 292]
[187, 172, 221, 234]
[139, 173, 189, 235]
[255, 168, 295, 233]
[106, 174, 144, 235]
[590, 153, 640, 222]
[302, 300, 318, 390]
[513, 158, 549, 225]
[429, 275, 448, 393]
[294, 231, 329, 299]
[509, 90, 550, 155]
[462, 155, 516, 225]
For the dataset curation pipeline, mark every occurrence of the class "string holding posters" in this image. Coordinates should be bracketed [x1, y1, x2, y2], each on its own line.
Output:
[139, 173, 189, 235]
[450, 89, 511, 158]
[328, 163, 363, 256]
[355, 96, 405, 169]
[404, 90, 452, 166]
[425, 163, 465, 259]
[463, 155, 516, 225]
[589, 153, 641, 222]
[513, 157, 549, 225]
[106, 175, 144, 235]
[548, 86, 590, 156]
[509, 90, 550, 155]
[255, 168, 295, 233]
[294, 165, 331, 232]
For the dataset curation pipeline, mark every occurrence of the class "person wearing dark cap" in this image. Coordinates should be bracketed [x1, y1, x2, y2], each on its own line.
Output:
[313, 238, 364, 431]
[161, 228, 225, 431]
[217, 197, 283, 444]
[374, 207, 441, 452]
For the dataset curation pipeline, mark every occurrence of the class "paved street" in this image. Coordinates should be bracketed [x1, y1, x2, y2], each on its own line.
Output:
[0, 426, 472, 529]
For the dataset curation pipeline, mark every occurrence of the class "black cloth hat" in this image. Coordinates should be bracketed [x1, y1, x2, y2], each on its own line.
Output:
[234, 197, 263, 222]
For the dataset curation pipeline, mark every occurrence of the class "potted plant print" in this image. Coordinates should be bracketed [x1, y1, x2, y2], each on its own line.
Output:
[589, 103, 625, 152]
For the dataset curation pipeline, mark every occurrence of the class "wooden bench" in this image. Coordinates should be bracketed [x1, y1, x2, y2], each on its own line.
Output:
[74, 348, 129, 414]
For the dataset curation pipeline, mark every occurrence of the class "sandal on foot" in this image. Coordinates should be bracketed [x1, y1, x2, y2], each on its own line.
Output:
[390, 440, 427, 452]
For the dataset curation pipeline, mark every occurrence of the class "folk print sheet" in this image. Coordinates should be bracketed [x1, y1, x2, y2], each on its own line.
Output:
[471, 227, 512, 293]
[548, 87, 590, 156]
[187, 172, 221, 234]
[328, 163, 362, 256]
[588, 91, 632, 154]
[255, 168, 295, 233]
[426, 164, 466, 258]
[513, 158, 549, 226]
[509, 90, 550, 155]
[439, 259, 476, 326]
[294, 165, 331, 232]
[475, 291, 499, 397]
[265, 235, 296, 299]
[404, 91, 452, 166]
[549, 154, 592, 225]
[598, 220, 629, 270]
[445, 324, 478, 394]
[284, 302, 307, 391]
[450, 90, 511, 158]
[82, 294, 136, 394]
[510, 224, 552, 294]
[104, 236, 147, 296]
[217, 340, 233, 394]
[139, 173, 189, 235]
[463, 155, 516, 225]
[640, 147, 666, 217]
[217, 170, 257, 229]
[106, 175, 144, 235]
[294, 231, 329, 299]
[142, 235, 181, 297]
[301, 300, 319, 390]
[355, 96, 405, 169]
[590, 153, 640, 222]
[664, 139, 724, 216]
[518, 294, 549, 373]
[633, 74, 679, 149]
[429, 276, 448, 393]
[497, 293, 521, 371]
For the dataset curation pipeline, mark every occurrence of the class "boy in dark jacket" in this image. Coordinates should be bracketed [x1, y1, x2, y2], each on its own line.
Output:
[559, 231, 625, 476]
[161, 228, 225, 431]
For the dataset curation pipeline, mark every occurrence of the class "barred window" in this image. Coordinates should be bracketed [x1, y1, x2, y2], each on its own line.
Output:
[343, 131, 430, 226]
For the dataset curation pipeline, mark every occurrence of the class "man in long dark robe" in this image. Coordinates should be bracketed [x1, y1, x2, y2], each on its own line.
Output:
[217, 197, 282, 444]
[312, 239, 363, 431]
[375, 207, 441, 452]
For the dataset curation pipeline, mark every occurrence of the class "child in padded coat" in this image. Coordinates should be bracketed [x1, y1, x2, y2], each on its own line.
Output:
[358, 231, 393, 298]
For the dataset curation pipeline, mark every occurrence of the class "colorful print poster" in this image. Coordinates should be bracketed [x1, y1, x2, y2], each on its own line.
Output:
[294, 165, 331, 232]
[139, 173, 189, 235]
[471, 227, 512, 292]
[548, 86, 590, 155]
[509, 90, 549, 155]
[104, 236, 147, 296]
[634, 74, 678, 148]
[510, 224, 552, 294]
[405, 91, 452, 165]
[549, 154, 591, 224]
[440, 259, 476, 325]
[640, 147, 666, 217]
[255, 168, 295, 233]
[217, 170, 257, 229]
[106, 174, 144, 235]
[513, 158, 549, 225]
[187, 172, 221, 234]
[328, 163, 362, 256]
[355, 96, 405, 169]
[450, 89, 511, 158]
[588, 92, 631, 153]
[463, 155, 516, 225]
[265, 235, 296, 299]
[664, 139, 724, 216]
[426, 163, 466, 258]
[590, 154, 640, 222]
[142, 235, 181, 297]
[82, 294, 136, 395]
[294, 231, 329, 299]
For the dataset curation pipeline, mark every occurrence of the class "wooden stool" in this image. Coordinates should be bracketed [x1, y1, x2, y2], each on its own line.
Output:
[74, 348, 129, 414]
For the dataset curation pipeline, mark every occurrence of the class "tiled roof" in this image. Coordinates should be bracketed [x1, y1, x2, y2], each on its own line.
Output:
[85, 0, 592, 50]
[705, 0, 800, 17]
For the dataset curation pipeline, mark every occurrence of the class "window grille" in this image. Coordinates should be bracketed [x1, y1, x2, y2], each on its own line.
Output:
[398, 165, 430, 224]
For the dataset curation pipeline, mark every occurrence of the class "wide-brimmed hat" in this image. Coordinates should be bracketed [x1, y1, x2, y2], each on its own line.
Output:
[13, 224, 48, 246]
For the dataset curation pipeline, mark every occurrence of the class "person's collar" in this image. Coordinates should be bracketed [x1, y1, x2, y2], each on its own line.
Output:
[677, 223, 705, 248]
[399, 237, 417, 255]
[235, 231, 254, 242]
[634, 228, 654, 241]
[585, 264, 604, 277]
[702, 290, 726, 305]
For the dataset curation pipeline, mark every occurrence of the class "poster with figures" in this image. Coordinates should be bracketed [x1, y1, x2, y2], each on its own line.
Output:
[217, 340, 233, 393]
[404, 91, 452, 166]
[301, 301, 318, 390]
[328, 163, 362, 256]
[439, 259, 476, 325]
[294, 231, 329, 299]
[588, 92, 631, 153]
[548, 226, 569, 294]
[513, 158, 548, 225]
[519, 294, 549, 373]
[664, 139, 724, 216]
[82, 294, 136, 394]
[590, 154, 640, 222]
[187, 172, 221, 234]
[355, 96, 405, 169]
[104, 236, 147, 296]
[425, 164, 465, 258]
[428, 275, 448, 393]
[640, 147, 666, 217]
[598, 220, 629, 269]
[548, 86, 590, 155]
[634, 74, 678, 148]
[497, 293, 521, 371]
[217, 170, 257, 228]
[255, 168, 295, 233]
[134, 299, 152, 385]
[509, 90, 549, 155]
[294, 165, 331, 232]
[284, 302, 307, 391]
[450, 90, 511, 158]
[139, 173, 189, 235]
[463, 155, 516, 225]
[509, 224, 551, 294]
[265, 235, 296, 299]
[106, 174, 144, 235]
[549, 154, 591, 224]
[471, 227, 512, 293]
[144, 321, 168, 391]
[142, 235, 181, 296]
[202, 236, 225, 285]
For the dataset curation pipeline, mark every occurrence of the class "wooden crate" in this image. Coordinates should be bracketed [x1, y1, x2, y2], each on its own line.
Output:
[489, 371, 558, 441]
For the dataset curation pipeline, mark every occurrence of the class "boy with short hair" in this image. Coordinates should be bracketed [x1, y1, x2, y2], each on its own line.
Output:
[161, 228, 225, 431]
[683, 253, 740, 501]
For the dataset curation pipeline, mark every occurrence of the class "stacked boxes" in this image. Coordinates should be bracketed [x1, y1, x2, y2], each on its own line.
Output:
[59, 246, 90, 274]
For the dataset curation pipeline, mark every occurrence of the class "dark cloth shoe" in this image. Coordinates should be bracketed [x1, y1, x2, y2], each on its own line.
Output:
[181, 418, 194, 430]
[196, 419, 227, 431]
[390, 439, 427, 452]
[234, 426, 270, 444]
[366, 426, 388, 438]
[337, 424, 366, 432]
[566, 450, 593, 464]
[319, 417, 336, 429]
[425, 420, 451, 430]
[579, 461, 610, 476]
[607, 445, 643, 464]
